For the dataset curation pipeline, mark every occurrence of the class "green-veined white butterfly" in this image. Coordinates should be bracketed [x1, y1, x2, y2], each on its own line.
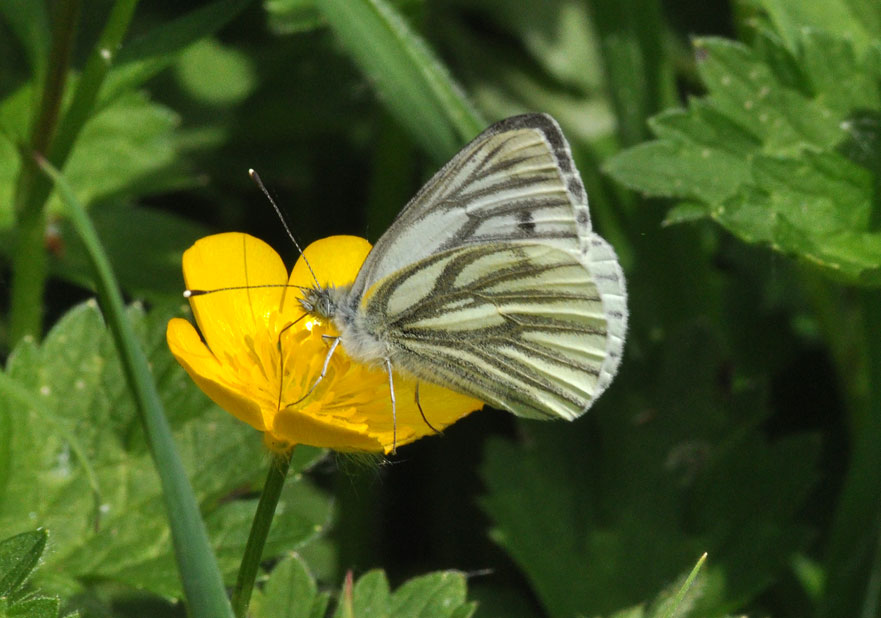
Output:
[294, 113, 628, 432]
[187, 113, 627, 448]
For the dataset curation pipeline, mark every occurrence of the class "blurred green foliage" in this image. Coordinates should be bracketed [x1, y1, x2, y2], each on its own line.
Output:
[1, 0, 880, 616]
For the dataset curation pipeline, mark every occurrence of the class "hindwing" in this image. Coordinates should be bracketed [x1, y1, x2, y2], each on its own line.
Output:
[360, 242, 623, 420]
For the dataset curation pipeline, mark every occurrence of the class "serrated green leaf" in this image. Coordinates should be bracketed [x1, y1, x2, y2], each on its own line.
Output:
[0, 302, 332, 601]
[6, 597, 59, 618]
[751, 0, 881, 55]
[696, 37, 840, 153]
[0, 530, 47, 597]
[389, 571, 469, 618]
[607, 28, 881, 285]
[254, 554, 330, 618]
[57, 91, 186, 209]
[0, 83, 197, 234]
[649, 102, 761, 157]
[604, 140, 749, 204]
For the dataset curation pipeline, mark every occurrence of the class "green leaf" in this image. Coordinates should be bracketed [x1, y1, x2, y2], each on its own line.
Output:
[56, 91, 188, 210]
[749, 0, 881, 56]
[265, 0, 326, 34]
[0, 83, 200, 234]
[0, 302, 332, 602]
[313, 0, 485, 164]
[389, 571, 471, 618]
[0, 530, 77, 618]
[480, 321, 820, 616]
[0, 530, 47, 598]
[330, 570, 391, 618]
[603, 140, 750, 204]
[265, 0, 419, 35]
[329, 568, 474, 618]
[100, 0, 254, 104]
[5, 597, 60, 618]
[449, 605, 477, 618]
[253, 554, 330, 618]
[174, 38, 257, 106]
[605, 30, 881, 284]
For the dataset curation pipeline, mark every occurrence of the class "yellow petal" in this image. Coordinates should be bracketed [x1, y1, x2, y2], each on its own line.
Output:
[183, 233, 290, 360]
[166, 317, 266, 431]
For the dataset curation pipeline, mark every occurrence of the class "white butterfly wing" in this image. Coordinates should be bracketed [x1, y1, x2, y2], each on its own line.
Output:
[348, 114, 596, 300]
[359, 242, 621, 419]
[343, 113, 627, 419]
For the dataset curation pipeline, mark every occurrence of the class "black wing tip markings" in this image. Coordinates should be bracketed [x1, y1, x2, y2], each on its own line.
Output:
[483, 114, 594, 245]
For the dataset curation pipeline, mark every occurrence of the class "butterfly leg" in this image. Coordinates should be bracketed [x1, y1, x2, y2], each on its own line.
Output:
[385, 359, 397, 454]
[414, 382, 442, 434]
[289, 336, 342, 406]
[276, 314, 308, 412]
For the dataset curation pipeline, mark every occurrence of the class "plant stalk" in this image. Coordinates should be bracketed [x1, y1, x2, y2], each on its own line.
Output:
[9, 0, 80, 345]
[38, 156, 234, 618]
[231, 448, 294, 617]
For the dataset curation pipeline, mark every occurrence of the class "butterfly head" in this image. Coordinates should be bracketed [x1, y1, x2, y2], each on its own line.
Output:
[299, 285, 341, 320]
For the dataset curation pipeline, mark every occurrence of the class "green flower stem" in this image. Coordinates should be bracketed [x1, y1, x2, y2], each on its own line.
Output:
[9, 0, 80, 345]
[36, 156, 234, 618]
[232, 449, 294, 618]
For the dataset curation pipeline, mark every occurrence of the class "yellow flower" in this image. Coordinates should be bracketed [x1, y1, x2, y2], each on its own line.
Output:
[166, 233, 483, 454]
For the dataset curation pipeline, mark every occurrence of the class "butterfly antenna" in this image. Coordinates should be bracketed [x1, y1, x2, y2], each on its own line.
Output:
[248, 168, 320, 286]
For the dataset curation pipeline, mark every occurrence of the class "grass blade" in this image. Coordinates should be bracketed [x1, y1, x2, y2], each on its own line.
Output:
[35, 155, 234, 618]
[314, 0, 485, 163]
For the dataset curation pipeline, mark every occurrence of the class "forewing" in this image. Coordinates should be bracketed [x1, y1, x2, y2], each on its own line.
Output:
[349, 114, 594, 300]
[361, 242, 625, 420]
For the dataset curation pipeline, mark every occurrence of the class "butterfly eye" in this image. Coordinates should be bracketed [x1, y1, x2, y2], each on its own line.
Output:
[319, 296, 335, 317]
[298, 294, 315, 313]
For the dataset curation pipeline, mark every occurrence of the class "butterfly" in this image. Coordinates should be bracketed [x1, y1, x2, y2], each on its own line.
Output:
[295, 113, 628, 433]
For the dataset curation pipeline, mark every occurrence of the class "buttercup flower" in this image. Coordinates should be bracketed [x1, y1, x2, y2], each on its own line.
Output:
[167, 233, 483, 453]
